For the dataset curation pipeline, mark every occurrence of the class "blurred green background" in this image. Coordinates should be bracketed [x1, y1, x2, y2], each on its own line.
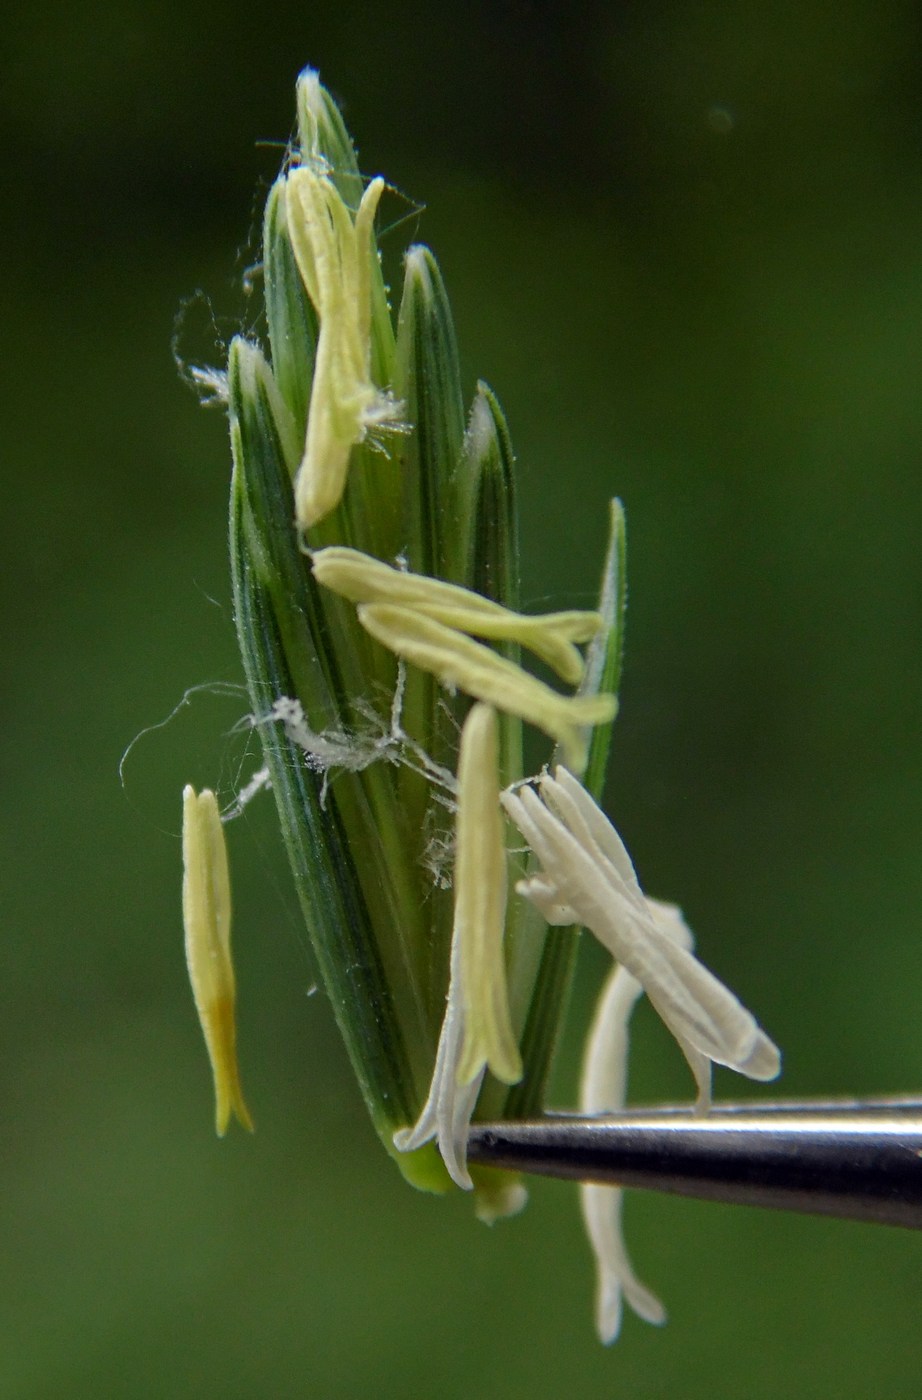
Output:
[5, 0, 922, 1394]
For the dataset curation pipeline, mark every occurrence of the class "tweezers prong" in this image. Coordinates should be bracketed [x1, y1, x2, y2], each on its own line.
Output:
[466, 1099, 922, 1229]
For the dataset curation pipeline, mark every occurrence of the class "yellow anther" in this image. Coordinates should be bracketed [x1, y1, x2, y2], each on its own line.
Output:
[312, 545, 604, 683]
[181, 786, 253, 1135]
[454, 703, 521, 1086]
[285, 170, 394, 529]
[356, 602, 616, 771]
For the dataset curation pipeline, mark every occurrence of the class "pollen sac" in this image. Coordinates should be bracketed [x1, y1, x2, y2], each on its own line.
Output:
[181, 785, 253, 1135]
[455, 703, 522, 1087]
[285, 170, 395, 530]
[311, 546, 604, 683]
[355, 602, 616, 771]
[391, 702, 521, 1191]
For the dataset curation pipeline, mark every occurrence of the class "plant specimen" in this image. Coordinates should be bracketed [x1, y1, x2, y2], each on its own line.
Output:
[180, 70, 780, 1340]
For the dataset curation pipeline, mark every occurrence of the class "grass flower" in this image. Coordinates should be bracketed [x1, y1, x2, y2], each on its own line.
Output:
[177, 67, 782, 1337]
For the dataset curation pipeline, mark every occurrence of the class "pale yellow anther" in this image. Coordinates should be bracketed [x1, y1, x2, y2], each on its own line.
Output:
[356, 602, 616, 771]
[454, 703, 521, 1086]
[181, 786, 253, 1135]
[285, 169, 394, 530]
[391, 703, 521, 1187]
[312, 545, 604, 683]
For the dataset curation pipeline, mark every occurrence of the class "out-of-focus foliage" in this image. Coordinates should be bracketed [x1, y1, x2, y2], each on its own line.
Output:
[3, 1, 922, 1394]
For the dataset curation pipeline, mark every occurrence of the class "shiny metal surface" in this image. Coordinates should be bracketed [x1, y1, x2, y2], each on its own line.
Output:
[466, 1099, 922, 1229]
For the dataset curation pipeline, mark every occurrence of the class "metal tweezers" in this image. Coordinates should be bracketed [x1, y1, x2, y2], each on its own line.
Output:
[466, 1095, 922, 1229]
